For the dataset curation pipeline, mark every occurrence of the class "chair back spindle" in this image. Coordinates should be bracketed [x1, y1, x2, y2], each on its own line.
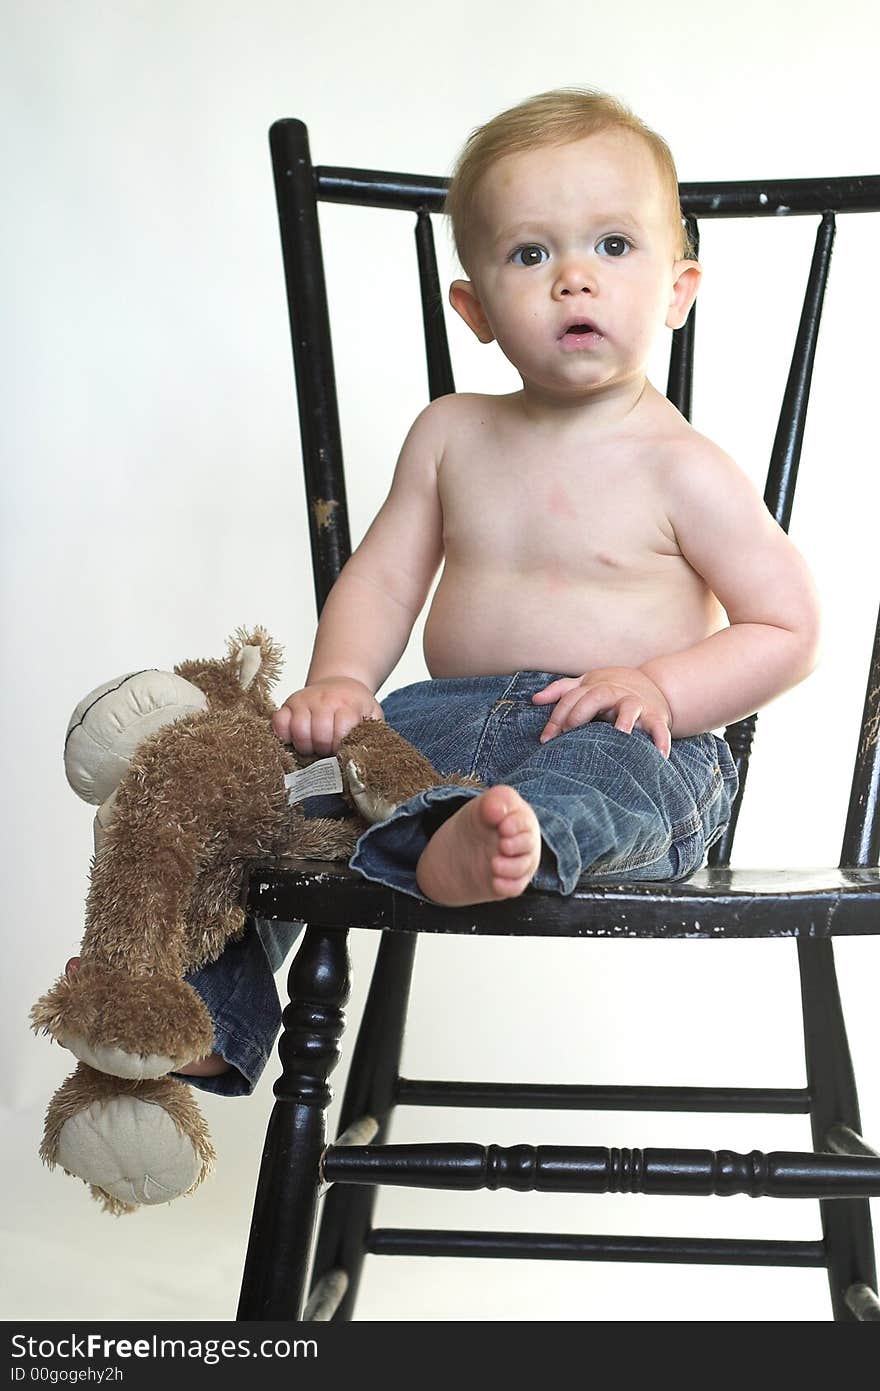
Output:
[711, 209, 836, 865]
[765, 210, 836, 533]
[841, 605, 880, 869]
[415, 209, 456, 400]
[270, 118, 353, 610]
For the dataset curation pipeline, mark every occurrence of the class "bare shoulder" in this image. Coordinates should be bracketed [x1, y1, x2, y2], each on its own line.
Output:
[424, 390, 500, 425]
[394, 394, 459, 478]
[400, 391, 484, 457]
[649, 413, 821, 634]
[652, 414, 764, 520]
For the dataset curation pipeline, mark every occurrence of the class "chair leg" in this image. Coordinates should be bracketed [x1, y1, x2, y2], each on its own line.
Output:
[237, 924, 351, 1321]
[307, 932, 418, 1320]
[797, 936, 878, 1320]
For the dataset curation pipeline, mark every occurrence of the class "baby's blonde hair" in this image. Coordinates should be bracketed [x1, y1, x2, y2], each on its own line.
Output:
[443, 87, 694, 275]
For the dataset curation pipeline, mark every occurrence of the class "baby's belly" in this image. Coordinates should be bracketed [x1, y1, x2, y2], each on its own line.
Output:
[422, 565, 725, 678]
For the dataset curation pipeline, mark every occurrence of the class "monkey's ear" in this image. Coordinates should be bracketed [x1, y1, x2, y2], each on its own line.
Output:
[237, 644, 262, 690]
[227, 626, 285, 700]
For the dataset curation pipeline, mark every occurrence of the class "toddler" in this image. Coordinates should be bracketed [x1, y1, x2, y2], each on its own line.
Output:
[74, 88, 823, 1091]
[272, 86, 821, 908]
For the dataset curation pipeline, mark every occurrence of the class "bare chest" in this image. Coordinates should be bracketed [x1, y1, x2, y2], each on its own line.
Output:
[438, 426, 679, 585]
[422, 397, 726, 678]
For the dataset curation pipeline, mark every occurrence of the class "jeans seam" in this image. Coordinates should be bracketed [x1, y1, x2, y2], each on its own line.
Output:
[605, 823, 707, 876]
[599, 836, 674, 873]
[688, 770, 724, 825]
[470, 673, 519, 779]
[667, 757, 725, 833]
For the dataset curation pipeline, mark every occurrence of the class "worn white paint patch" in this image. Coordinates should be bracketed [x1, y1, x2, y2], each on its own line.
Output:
[313, 498, 339, 530]
[335, 1115, 380, 1146]
[303, 1269, 348, 1321]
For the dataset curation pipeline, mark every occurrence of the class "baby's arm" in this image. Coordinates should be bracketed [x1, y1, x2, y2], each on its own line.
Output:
[534, 436, 822, 750]
[274, 401, 447, 756]
[638, 436, 822, 737]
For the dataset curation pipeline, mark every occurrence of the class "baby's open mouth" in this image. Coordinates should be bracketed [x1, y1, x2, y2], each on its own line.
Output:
[559, 320, 600, 338]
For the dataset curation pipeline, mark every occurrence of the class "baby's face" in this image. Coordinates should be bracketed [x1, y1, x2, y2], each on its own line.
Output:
[451, 130, 698, 404]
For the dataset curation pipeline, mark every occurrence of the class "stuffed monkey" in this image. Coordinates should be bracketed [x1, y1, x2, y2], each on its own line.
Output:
[31, 627, 478, 1213]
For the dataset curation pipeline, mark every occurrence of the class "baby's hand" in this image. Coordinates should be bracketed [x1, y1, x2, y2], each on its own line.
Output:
[532, 667, 673, 759]
[272, 677, 384, 757]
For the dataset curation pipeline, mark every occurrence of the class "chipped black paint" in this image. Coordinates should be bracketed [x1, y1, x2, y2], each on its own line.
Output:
[244, 859, 880, 938]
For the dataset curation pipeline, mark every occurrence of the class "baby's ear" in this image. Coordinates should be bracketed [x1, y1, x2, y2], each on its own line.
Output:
[449, 280, 495, 344]
[666, 261, 702, 332]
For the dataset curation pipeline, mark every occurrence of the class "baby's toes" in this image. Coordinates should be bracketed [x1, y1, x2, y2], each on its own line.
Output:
[491, 849, 535, 879]
[498, 809, 532, 840]
[498, 828, 536, 856]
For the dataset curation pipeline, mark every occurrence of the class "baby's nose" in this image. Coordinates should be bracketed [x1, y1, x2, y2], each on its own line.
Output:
[554, 261, 597, 296]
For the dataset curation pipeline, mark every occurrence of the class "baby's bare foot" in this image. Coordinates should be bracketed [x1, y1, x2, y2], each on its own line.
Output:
[63, 957, 230, 1077]
[414, 786, 542, 906]
[173, 1054, 231, 1078]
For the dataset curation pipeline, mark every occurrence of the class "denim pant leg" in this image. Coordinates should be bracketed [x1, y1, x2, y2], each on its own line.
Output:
[350, 671, 739, 900]
[173, 918, 304, 1097]
[502, 721, 739, 892]
[172, 793, 351, 1097]
[349, 673, 519, 898]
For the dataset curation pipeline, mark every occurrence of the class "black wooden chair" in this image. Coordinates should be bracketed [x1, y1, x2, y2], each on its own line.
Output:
[236, 119, 880, 1322]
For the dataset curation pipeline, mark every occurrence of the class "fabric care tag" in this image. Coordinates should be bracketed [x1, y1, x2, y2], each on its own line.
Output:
[284, 757, 345, 803]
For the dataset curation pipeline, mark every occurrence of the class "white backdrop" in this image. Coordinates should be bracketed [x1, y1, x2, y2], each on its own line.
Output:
[3, 0, 879, 1323]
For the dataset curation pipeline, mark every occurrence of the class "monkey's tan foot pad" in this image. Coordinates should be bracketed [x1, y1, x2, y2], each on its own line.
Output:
[31, 965, 215, 1080]
[42, 1069, 215, 1211]
[54, 1034, 182, 1080]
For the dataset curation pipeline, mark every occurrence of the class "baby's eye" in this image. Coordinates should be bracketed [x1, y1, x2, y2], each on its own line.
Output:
[596, 235, 631, 258]
[510, 244, 548, 267]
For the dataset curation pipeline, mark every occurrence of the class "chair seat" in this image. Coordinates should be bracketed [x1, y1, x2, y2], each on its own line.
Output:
[244, 859, 880, 938]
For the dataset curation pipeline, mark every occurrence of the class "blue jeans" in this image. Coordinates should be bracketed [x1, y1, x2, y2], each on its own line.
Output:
[180, 671, 738, 1096]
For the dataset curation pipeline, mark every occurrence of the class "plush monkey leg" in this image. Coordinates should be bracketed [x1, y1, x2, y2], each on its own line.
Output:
[31, 961, 215, 1079]
[33, 707, 303, 1090]
[48, 705, 305, 1058]
[337, 718, 482, 823]
[32, 728, 225, 1075]
[41, 1064, 215, 1214]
